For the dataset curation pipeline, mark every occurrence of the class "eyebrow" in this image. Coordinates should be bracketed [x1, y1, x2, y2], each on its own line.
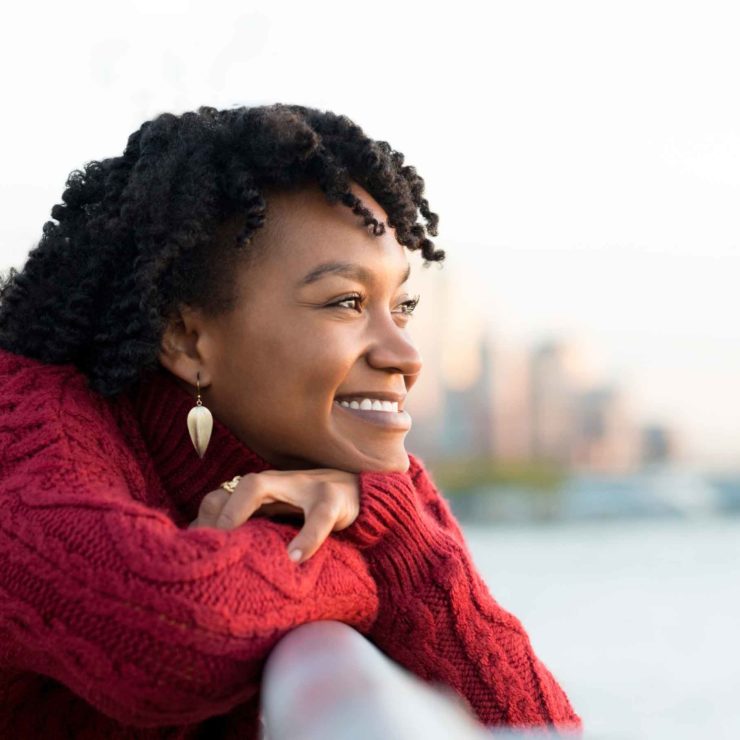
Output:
[298, 260, 411, 288]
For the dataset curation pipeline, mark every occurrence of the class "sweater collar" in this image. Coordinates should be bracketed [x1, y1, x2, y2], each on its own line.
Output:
[125, 365, 274, 521]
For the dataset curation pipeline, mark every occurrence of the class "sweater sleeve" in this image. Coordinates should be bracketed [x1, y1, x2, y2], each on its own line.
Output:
[336, 453, 583, 735]
[0, 360, 381, 728]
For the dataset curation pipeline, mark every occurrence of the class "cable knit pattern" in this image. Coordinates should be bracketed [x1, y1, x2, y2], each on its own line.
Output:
[0, 348, 582, 737]
[342, 464, 583, 732]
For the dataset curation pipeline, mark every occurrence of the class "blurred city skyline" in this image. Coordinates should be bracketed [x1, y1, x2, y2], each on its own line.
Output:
[404, 261, 681, 474]
[403, 257, 738, 472]
[2, 1, 739, 471]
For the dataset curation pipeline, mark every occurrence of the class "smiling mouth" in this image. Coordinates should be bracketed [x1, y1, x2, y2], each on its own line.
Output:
[332, 399, 412, 431]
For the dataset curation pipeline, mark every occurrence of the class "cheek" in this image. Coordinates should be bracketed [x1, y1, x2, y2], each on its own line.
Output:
[306, 332, 355, 379]
[232, 318, 355, 416]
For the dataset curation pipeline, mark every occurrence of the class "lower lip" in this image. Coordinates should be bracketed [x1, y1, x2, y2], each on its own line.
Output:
[332, 401, 412, 431]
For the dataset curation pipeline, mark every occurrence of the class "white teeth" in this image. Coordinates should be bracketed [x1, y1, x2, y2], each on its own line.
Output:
[335, 397, 401, 413]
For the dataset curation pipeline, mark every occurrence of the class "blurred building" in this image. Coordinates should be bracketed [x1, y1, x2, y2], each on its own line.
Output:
[487, 338, 532, 462]
[427, 333, 493, 458]
[641, 424, 679, 466]
[529, 340, 588, 465]
[573, 385, 641, 473]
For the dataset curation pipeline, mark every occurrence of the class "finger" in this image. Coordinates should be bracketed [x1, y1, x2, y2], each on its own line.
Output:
[214, 473, 267, 530]
[287, 498, 340, 564]
[193, 488, 231, 528]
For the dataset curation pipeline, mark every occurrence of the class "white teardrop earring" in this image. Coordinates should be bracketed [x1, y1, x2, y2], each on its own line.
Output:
[186, 371, 213, 459]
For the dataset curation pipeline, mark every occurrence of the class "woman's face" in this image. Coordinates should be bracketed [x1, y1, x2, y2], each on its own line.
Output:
[165, 183, 423, 473]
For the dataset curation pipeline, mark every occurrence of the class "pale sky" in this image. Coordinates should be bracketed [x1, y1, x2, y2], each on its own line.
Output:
[2, 0, 739, 469]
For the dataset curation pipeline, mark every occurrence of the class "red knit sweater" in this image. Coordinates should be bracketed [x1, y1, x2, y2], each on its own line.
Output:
[0, 348, 582, 738]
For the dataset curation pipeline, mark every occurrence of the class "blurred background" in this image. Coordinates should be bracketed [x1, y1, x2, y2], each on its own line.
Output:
[2, 1, 738, 738]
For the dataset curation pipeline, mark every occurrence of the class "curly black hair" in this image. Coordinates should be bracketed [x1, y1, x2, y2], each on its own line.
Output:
[0, 103, 444, 396]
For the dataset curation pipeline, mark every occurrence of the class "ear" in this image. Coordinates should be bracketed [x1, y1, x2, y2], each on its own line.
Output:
[158, 307, 215, 388]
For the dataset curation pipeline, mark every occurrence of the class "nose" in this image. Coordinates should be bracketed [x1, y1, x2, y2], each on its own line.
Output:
[365, 311, 423, 382]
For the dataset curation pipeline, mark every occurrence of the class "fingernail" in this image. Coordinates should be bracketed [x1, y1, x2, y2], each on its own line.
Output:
[288, 548, 303, 563]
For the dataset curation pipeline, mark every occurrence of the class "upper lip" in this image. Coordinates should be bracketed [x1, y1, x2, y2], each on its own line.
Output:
[334, 391, 406, 411]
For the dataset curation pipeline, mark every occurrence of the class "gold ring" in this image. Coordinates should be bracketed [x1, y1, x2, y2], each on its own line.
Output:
[220, 475, 242, 494]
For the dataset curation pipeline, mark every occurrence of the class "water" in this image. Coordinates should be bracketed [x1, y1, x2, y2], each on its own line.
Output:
[446, 469, 740, 524]
[461, 515, 740, 740]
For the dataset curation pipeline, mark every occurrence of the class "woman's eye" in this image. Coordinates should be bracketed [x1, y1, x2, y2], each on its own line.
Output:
[333, 295, 363, 311]
[395, 295, 421, 316]
[329, 293, 420, 316]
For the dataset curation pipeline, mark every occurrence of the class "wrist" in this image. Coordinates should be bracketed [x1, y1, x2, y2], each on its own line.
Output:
[335, 468, 453, 587]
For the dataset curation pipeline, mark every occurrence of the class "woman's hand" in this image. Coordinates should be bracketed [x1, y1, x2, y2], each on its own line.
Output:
[189, 469, 360, 564]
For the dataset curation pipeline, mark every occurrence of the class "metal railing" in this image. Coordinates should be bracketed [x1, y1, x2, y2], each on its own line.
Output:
[260, 620, 583, 740]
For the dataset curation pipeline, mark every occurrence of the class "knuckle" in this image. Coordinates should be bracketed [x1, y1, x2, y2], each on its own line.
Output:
[215, 508, 238, 529]
[241, 473, 264, 497]
[313, 497, 340, 519]
[199, 491, 227, 518]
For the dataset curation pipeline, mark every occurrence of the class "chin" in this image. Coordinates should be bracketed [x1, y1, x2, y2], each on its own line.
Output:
[310, 438, 410, 474]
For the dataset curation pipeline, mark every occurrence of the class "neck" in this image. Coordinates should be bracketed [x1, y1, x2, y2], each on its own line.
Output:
[125, 365, 274, 520]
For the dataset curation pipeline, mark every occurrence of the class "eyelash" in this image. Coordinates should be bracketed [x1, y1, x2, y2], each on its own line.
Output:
[330, 292, 421, 316]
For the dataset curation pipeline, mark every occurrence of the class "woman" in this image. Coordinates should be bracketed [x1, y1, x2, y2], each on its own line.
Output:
[0, 104, 582, 738]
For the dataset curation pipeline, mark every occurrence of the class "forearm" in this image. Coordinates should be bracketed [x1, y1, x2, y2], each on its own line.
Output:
[0, 479, 379, 727]
[0, 354, 384, 727]
[367, 533, 582, 730]
[337, 459, 582, 733]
